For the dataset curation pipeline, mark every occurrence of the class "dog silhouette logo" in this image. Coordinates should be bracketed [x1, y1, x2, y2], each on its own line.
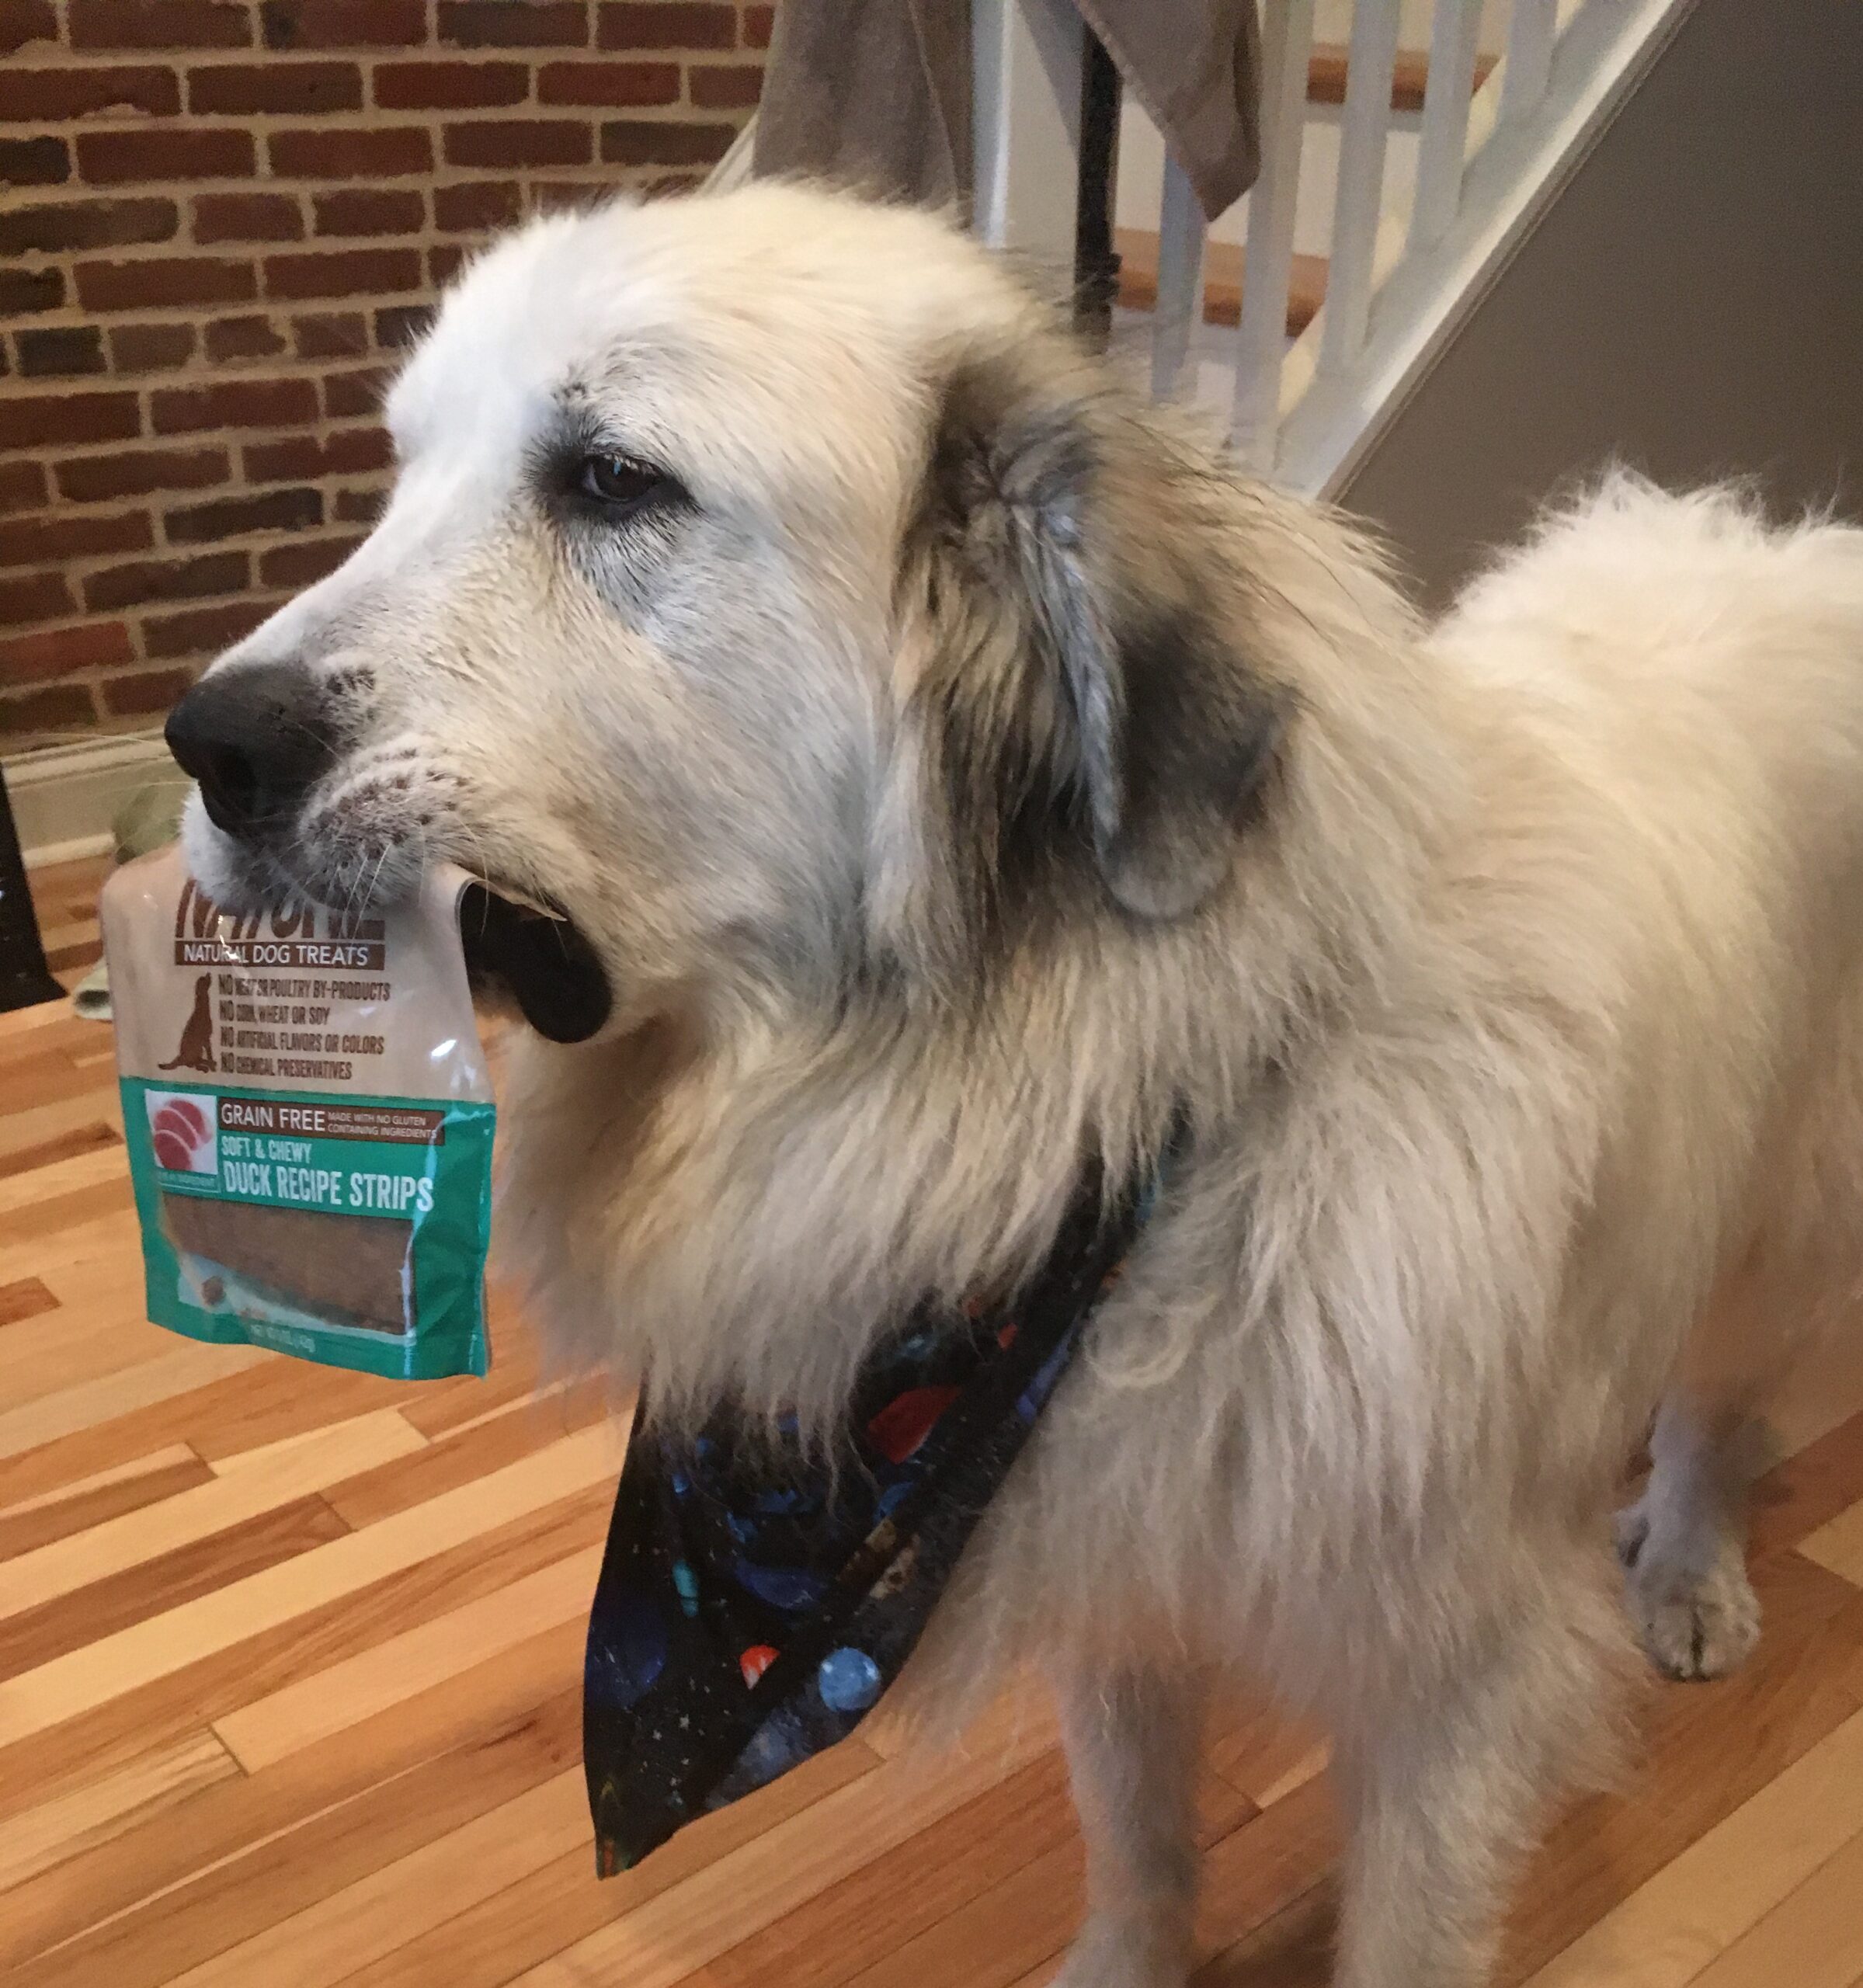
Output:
[158, 974, 217, 1074]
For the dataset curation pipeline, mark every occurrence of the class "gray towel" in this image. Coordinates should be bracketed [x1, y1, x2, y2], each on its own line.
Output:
[753, 0, 1260, 222]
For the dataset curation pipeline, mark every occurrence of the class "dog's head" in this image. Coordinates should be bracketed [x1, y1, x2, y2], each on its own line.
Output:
[172, 185, 1284, 1042]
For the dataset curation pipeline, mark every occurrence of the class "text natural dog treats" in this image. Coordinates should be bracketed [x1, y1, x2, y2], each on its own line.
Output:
[103, 845, 495, 1378]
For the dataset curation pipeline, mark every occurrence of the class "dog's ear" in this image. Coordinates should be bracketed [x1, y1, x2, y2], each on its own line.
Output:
[919, 349, 1285, 924]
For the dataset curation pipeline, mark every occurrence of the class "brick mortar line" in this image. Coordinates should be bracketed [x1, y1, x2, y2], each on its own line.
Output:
[5, 452, 394, 527]
[0, 49, 763, 105]
[0, 52, 765, 113]
[0, 150, 743, 282]
[9, 2, 762, 50]
[6, 510, 374, 568]
[0, 103, 746, 133]
[5, 375, 407, 427]
[2, 582, 292, 641]
[2, 377, 396, 430]
[7, 288, 449, 329]
[3, 312, 433, 357]
[2, 178, 683, 235]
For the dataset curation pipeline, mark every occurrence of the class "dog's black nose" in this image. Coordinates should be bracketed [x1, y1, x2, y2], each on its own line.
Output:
[165, 662, 338, 839]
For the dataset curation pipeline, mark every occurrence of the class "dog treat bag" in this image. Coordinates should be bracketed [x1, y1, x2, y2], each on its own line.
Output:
[103, 845, 495, 1380]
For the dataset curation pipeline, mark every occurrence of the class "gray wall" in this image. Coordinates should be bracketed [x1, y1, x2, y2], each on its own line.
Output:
[1340, 0, 1863, 606]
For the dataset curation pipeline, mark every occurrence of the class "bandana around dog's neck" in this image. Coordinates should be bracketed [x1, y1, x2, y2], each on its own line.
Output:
[582, 1135, 1176, 1874]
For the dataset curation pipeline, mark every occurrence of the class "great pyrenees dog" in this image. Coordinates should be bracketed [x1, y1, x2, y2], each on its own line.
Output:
[170, 184, 1863, 1986]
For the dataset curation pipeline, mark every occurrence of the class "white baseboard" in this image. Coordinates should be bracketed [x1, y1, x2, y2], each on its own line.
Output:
[4, 730, 185, 869]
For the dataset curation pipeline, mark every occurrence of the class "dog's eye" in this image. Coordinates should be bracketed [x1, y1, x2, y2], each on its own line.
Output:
[576, 454, 670, 513]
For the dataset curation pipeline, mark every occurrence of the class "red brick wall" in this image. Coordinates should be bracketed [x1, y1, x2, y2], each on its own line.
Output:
[0, 0, 772, 748]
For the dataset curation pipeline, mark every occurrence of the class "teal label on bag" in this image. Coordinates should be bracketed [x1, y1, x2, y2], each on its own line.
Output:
[120, 1076, 495, 1380]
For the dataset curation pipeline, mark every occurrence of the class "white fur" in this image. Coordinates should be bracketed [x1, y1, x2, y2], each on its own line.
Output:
[180, 186, 1863, 1986]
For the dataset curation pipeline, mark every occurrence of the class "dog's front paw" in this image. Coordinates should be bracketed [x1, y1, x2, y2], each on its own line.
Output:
[1616, 1500, 1762, 1681]
[1054, 1919, 1191, 1988]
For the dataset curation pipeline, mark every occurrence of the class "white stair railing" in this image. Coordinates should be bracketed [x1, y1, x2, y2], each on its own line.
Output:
[1149, 157, 1208, 402]
[1409, 0, 1486, 252]
[1232, 0, 1316, 467]
[1501, 0, 1561, 121]
[974, 0, 1700, 496]
[971, 0, 1086, 266]
[1316, 0, 1404, 381]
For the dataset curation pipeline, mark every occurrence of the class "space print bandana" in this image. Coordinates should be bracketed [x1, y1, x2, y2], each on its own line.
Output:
[583, 1138, 1174, 1874]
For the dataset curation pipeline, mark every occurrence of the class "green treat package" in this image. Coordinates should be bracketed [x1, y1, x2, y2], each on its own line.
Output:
[102, 845, 495, 1380]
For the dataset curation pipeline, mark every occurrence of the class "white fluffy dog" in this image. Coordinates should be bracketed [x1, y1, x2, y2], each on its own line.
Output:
[176, 185, 1863, 1986]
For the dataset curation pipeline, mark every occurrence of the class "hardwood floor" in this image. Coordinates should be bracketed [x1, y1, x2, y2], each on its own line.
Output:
[6, 854, 1863, 1986]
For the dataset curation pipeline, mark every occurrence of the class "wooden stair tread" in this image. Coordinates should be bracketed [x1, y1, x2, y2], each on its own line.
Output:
[1114, 42, 1501, 336]
[1114, 228, 1328, 339]
[1307, 41, 1499, 114]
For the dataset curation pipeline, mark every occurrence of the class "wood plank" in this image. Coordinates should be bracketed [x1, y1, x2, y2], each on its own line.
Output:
[0, 1347, 381, 1510]
[1305, 41, 1498, 113]
[0, 1420, 620, 1750]
[1801, 1493, 1863, 1585]
[1500, 1552, 1863, 1983]
[1191, 1880, 1335, 1987]
[0, 1046, 114, 1122]
[879, 1776, 1339, 1988]
[396, 1305, 551, 1438]
[0, 1195, 137, 1294]
[0, 1408, 422, 1620]
[314, 1732, 881, 1988]
[213, 1540, 602, 1771]
[1522, 1704, 1863, 1986]
[1689, 1820, 1863, 1987]
[1114, 227, 1330, 337]
[840, 1831, 1083, 1988]
[12, 1696, 585, 1988]
[0, 1495, 352, 1682]
[0, 1477, 611, 1820]
[1193, 1773, 1344, 1966]
[0, 1340, 269, 1471]
[0, 1121, 119, 1183]
[0, 1142, 125, 1218]
[0, 1618, 586, 1969]
[0, 1277, 57, 1327]
[1752, 1407, 1863, 1557]
[325, 1381, 612, 1529]
[0, 1090, 125, 1170]
[0, 1304, 166, 1419]
[509, 1690, 1061, 1988]
[0, 1176, 134, 1256]
[207, 1402, 426, 1477]
[169, 1769, 593, 1988]
[0, 1445, 212, 1563]
[695, 1750, 1079, 1988]
[0, 998, 92, 1043]
[0, 1729, 238, 1897]
[862, 1664, 1055, 1764]
[1207, 1694, 1331, 1810]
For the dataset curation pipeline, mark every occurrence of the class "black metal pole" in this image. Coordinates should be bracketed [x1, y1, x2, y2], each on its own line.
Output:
[0, 765, 63, 1013]
[1074, 29, 1123, 351]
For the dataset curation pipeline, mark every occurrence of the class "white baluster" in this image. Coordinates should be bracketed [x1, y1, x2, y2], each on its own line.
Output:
[1319, 0, 1403, 379]
[1409, 0, 1485, 250]
[1232, 0, 1316, 469]
[1149, 156, 1208, 401]
[971, 0, 1085, 266]
[1501, 0, 1559, 122]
